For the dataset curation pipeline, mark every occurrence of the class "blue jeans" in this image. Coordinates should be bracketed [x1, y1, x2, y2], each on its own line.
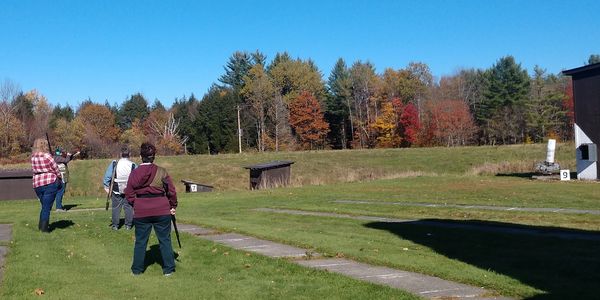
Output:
[54, 182, 66, 209]
[131, 215, 175, 275]
[111, 193, 133, 227]
[34, 180, 61, 222]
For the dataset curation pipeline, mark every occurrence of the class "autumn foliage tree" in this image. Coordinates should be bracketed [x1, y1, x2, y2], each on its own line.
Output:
[370, 102, 400, 147]
[289, 91, 330, 150]
[425, 99, 477, 146]
[75, 103, 120, 158]
[392, 99, 420, 147]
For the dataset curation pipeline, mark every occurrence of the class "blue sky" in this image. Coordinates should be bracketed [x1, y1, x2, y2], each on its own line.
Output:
[1, 0, 599, 108]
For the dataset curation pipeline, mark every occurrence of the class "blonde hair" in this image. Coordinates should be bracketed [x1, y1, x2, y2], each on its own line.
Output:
[32, 138, 49, 153]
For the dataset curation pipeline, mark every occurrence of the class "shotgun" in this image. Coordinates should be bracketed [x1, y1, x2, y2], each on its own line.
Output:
[45, 132, 52, 154]
[171, 214, 182, 248]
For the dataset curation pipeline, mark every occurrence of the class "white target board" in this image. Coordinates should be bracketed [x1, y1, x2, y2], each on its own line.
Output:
[560, 170, 571, 181]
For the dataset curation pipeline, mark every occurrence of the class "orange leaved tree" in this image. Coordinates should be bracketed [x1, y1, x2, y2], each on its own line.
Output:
[289, 91, 330, 150]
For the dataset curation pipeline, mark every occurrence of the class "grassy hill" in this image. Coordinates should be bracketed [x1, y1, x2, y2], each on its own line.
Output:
[1, 142, 578, 197]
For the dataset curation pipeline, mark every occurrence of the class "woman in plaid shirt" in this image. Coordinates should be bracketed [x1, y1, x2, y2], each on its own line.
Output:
[31, 138, 62, 232]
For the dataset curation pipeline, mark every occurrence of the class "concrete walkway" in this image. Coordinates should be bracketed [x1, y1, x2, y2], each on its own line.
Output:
[256, 208, 600, 241]
[334, 200, 600, 215]
[177, 223, 511, 300]
[0, 224, 12, 284]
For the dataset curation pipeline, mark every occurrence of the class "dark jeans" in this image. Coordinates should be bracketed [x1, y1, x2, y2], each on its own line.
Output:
[34, 180, 61, 222]
[131, 215, 175, 275]
[111, 193, 133, 227]
[54, 182, 66, 209]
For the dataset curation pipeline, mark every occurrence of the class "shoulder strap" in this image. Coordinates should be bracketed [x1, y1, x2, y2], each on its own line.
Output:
[111, 160, 118, 192]
[150, 166, 167, 189]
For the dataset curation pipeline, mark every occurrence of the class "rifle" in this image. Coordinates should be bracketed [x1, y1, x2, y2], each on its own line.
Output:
[171, 214, 182, 248]
[105, 161, 116, 210]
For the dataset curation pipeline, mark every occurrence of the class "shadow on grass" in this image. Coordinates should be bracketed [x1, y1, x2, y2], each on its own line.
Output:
[143, 244, 180, 271]
[365, 220, 600, 300]
[62, 204, 79, 211]
[50, 220, 75, 231]
[495, 172, 536, 178]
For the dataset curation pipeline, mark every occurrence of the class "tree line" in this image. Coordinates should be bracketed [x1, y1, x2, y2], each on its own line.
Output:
[2, 53, 598, 160]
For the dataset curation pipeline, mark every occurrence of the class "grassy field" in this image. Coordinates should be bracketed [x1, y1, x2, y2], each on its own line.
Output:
[1, 143, 598, 299]
[0, 142, 578, 196]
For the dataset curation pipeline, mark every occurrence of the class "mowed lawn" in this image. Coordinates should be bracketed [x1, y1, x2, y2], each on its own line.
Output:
[1, 144, 598, 299]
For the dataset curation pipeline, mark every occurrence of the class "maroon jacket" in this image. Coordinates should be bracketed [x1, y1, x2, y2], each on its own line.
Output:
[124, 163, 177, 218]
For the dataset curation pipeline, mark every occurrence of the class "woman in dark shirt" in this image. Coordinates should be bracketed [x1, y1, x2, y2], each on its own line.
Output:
[124, 142, 178, 276]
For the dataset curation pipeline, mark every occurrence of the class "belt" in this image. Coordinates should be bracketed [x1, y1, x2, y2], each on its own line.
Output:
[136, 193, 165, 198]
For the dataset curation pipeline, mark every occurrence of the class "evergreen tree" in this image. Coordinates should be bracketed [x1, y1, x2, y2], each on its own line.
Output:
[118, 93, 149, 130]
[172, 95, 199, 153]
[193, 86, 238, 154]
[49, 104, 74, 129]
[151, 99, 166, 112]
[481, 56, 530, 144]
[219, 51, 253, 92]
[325, 58, 352, 149]
[587, 54, 600, 65]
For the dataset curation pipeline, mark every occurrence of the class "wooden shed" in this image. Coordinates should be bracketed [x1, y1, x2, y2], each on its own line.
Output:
[244, 160, 294, 190]
[0, 169, 37, 201]
[563, 62, 600, 180]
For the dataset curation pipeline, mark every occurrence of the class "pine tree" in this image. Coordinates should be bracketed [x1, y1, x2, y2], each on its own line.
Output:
[325, 58, 352, 149]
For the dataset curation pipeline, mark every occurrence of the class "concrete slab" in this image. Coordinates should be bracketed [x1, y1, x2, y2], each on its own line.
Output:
[175, 224, 218, 235]
[179, 223, 511, 299]
[203, 232, 310, 258]
[0, 224, 11, 286]
[0, 224, 12, 241]
[0, 246, 7, 282]
[297, 258, 511, 300]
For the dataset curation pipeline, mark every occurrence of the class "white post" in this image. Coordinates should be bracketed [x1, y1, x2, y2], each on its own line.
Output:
[237, 105, 242, 154]
[546, 139, 556, 163]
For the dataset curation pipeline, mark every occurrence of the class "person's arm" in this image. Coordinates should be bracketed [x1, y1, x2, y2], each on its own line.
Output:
[124, 173, 136, 206]
[163, 173, 178, 209]
[45, 153, 62, 178]
[54, 155, 68, 164]
[102, 161, 114, 190]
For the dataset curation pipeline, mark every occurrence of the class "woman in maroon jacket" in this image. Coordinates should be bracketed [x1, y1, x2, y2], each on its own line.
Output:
[124, 142, 178, 276]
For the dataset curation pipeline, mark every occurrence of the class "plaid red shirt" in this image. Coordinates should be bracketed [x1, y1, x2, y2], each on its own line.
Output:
[31, 152, 61, 188]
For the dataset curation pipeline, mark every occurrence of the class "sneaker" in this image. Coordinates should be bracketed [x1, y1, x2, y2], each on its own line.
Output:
[125, 225, 132, 230]
[164, 272, 173, 277]
[111, 226, 119, 230]
[55, 208, 67, 212]
[132, 272, 141, 276]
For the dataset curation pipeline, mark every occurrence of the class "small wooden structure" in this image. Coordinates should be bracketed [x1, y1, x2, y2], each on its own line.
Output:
[0, 169, 37, 201]
[244, 160, 294, 190]
[180, 180, 213, 192]
[563, 62, 600, 180]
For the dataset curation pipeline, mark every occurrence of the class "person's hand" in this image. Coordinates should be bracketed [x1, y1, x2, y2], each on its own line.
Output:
[170, 208, 176, 215]
[73, 151, 81, 157]
[104, 187, 109, 194]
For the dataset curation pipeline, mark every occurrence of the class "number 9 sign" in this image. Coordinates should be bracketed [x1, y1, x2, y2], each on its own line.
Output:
[560, 170, 570, 181]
